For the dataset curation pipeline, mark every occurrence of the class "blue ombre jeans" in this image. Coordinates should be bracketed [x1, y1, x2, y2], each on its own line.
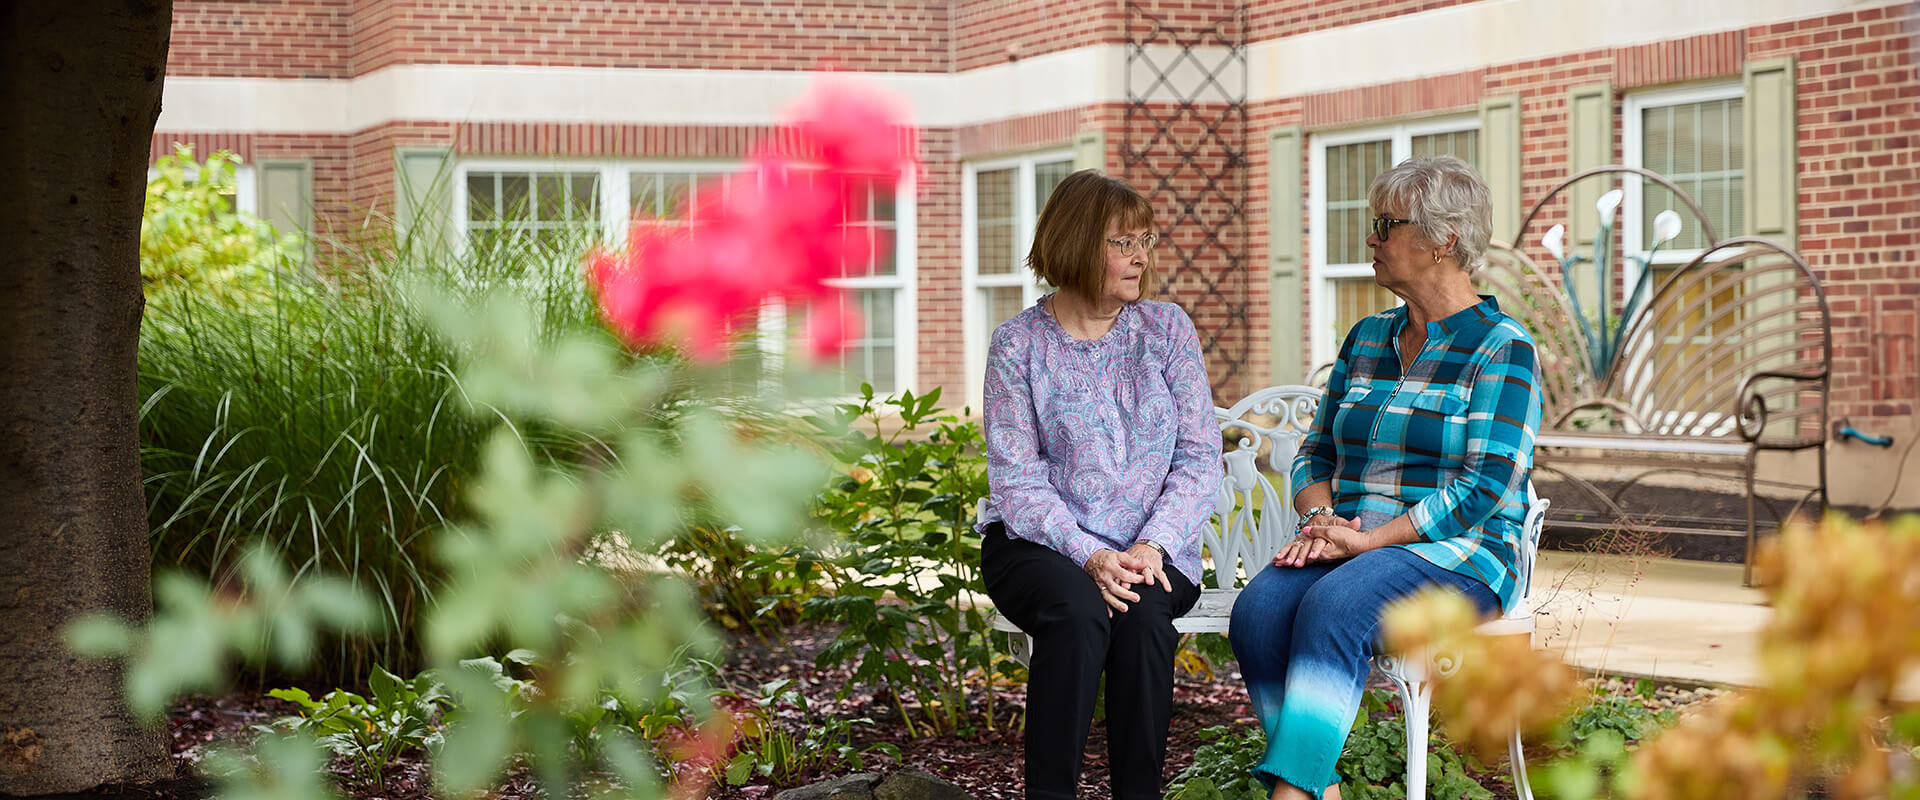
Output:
[1227, 547, 1499, 799]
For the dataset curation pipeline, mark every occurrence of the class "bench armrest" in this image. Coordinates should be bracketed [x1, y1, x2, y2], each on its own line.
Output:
[1734, 367, 1829, 444]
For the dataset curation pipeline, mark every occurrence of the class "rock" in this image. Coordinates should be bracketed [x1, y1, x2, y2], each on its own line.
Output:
[874, 768, 976, 800]
[773, 772, 882, 800]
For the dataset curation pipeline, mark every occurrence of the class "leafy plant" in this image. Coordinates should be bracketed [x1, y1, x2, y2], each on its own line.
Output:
[1559, 687, 1676, 752]
[1165, 724, 1269, 800]
[1337, 690, 1491, 800]
[265, 666, 448, 790]
[716, 678, 900, 788]
[657, 525, 828, 634]
[802, 386, 997, 738]
[141, 144, 301, 310]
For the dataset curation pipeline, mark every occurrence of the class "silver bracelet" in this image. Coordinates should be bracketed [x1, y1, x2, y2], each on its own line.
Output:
[1297, 506, 1336, 531]
[1140, 539, 1169, 560]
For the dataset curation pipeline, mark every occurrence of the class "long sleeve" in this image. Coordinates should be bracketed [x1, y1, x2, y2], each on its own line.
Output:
[1137, 311, 1225, 550]
[1291, 330, 1355, 494]
[1406, 335, 1541, 541]
[981, 325, 1107, 567]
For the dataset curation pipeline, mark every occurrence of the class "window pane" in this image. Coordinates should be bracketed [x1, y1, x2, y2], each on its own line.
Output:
[976, 167, 1017, 276]
[1330, 277, 1400, 345]
[1034, 159, 1074, 217]
[1326, 140, 1390, 265]
[1411, 130, 1479, 168]
[467, 173, 496, 221]
[985, 286, 1027, 332]
[499, 173, 530, 218]
[1639, 96, 1744, 251]
[571, 174, 599, 220]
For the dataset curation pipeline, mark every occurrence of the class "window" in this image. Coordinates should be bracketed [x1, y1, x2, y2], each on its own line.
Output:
[1625, 84, 1745, 261]
[465, 170, 603, 252]
[1624, 84, 1748, 391]
[148, 164, 257, 215]
[453, 160, 915, 396]
[1309, 118, 1478, 364]
[962, 152, 1076, 409]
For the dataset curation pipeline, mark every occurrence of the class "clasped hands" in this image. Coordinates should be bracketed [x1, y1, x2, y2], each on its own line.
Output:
[1273, 513, 1369, 568]
[1083, 543, 1174, 614]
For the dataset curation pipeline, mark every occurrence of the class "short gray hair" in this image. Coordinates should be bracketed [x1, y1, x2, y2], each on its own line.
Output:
[1367, 156, 1493, 271]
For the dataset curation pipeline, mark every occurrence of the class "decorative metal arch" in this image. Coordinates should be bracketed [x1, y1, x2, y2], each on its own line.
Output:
[1124, 3, 1250, 397]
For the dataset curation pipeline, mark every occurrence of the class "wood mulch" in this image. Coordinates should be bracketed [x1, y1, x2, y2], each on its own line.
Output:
[146, 622, 1718, 800]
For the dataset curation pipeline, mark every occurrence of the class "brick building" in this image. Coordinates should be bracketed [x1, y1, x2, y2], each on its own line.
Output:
[155, 0, 1918, 508]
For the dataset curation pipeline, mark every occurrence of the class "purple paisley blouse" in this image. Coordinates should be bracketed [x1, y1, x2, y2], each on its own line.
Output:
[974, 296, 1223, 585]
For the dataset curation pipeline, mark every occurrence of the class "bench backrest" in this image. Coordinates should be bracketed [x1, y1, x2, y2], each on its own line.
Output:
[1210, 385, 1550, 619]
[1478, 165, 1832, 447]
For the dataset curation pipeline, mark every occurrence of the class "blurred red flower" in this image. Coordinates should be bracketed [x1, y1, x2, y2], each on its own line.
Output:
[588, 78, 916, 364]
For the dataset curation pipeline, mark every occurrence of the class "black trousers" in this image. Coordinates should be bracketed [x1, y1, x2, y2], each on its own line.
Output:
[981, 523, 1201, 800]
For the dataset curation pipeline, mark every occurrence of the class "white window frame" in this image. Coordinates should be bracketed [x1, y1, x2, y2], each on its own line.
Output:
[961, 149, 1075, 411]
[451, 158, 916, 397]
[1623, 81, 1746, 291]
[1307, 116, 1477, 365]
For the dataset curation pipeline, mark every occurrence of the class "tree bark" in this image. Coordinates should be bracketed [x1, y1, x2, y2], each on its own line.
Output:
[0, 0, 175, 793]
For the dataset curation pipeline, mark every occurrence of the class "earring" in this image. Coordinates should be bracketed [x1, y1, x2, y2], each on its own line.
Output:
[1433, 253, 1441, 263]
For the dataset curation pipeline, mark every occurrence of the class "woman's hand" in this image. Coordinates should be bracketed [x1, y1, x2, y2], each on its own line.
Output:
[1084, 548, 1147, 613]
[1273, 518, 1365, 567]
[1124, 542, 1175, 593]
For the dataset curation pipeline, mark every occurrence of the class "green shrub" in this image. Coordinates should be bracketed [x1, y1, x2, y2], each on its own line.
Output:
[141, 144, 300, 310]
[265, 666, 449, 791]
[136, 207, 669, 680]
[802, 387, 998, 738]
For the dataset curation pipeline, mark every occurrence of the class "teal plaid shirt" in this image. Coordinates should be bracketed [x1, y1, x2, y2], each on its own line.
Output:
[1291, 295, 1542, 611]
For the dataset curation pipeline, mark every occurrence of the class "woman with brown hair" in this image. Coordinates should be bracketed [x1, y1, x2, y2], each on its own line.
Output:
[976, 169, 1223, 800]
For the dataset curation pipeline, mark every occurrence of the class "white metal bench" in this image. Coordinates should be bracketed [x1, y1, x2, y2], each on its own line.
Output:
[988, 384, 1548, 799]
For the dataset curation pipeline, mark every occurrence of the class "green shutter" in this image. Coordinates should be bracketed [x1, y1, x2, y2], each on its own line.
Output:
[1479, 94, 1523, 246]
[1073, 131, 1106, 174]
[257, 159, 312, 260]
[1745, 57, 1798, 248]
[1567, 82, 1615, 250]
[1267, 126, 1304, 385]
[394, 147, 455, 249]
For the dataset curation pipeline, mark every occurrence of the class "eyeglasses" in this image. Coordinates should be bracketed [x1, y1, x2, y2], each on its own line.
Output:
[1105, 233, 1159, 256]
[1371, 216, 1415, 241]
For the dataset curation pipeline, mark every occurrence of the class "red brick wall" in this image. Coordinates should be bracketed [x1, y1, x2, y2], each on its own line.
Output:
[349, 0, 950, 75]
[954, 0, 1114, 72]
[1247, 0, 1482, 42]
[915, 130, 967, 397]
[168, 0, 352, 79]
[1752, 3, 1920, 419]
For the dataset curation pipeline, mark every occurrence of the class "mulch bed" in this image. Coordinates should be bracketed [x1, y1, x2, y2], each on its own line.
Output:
[147, 622, 1717, 800]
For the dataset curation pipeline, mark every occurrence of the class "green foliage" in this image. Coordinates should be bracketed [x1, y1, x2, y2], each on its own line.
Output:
[657, 525, 828, 634]
[264, 666, 447, 790]
[1559, 689, 1676, 752]
[719, 679, 899, 788]
[1162, 691, 1491, 800]
[82, 262, 833, 799]
[1338, 691, 1491, 800]
[802, 387, 997, 738]
[1164, 724, 1269, 800]
[65, 546, 378, 719]
[136, 196, 721, 680]
[141, 144, 301, 310]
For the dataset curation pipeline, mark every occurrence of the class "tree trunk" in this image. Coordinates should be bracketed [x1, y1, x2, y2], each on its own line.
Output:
[0, 0, 175, 793]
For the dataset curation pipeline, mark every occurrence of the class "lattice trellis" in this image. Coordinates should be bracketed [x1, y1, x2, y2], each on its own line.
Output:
[1124, 2, 1250, 398]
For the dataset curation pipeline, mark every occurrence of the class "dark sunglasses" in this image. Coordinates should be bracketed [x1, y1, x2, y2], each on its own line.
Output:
[1371, 215, 1415, 241]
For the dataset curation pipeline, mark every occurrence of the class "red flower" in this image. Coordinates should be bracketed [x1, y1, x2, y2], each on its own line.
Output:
[587, 77, 916, 364]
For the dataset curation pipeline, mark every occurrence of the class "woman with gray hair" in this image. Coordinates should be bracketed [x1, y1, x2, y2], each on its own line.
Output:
[1227, 156, 1542, 800]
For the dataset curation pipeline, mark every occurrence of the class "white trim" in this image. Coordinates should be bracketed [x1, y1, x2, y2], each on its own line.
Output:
[1307, 116, 1476, 364]
[154, 0, 1895, 134]
[450, 157, 915, 395]
[1622, 81, 1747, 284]
[961, 149, 1074, 411]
